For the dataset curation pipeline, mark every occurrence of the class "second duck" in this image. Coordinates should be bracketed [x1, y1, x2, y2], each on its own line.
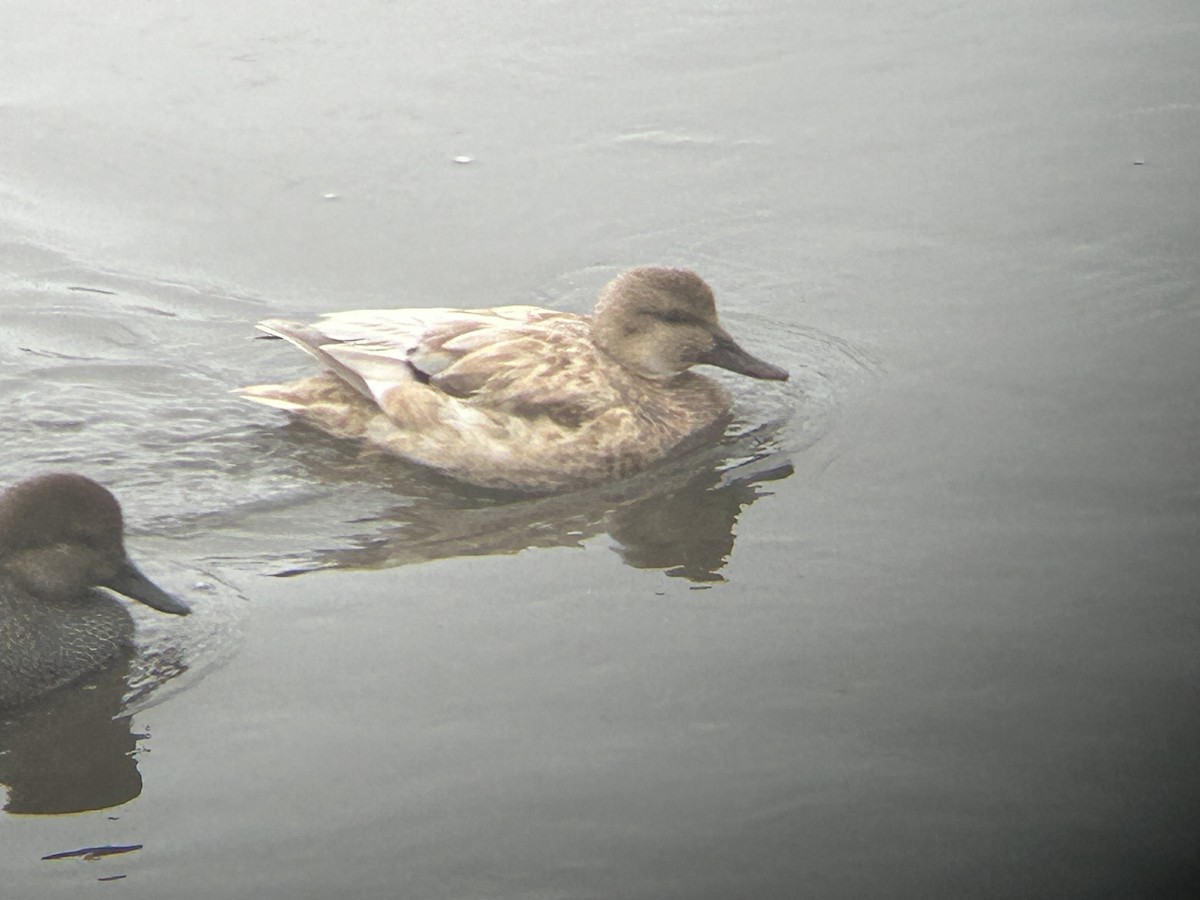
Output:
[238, 266, 788, 492]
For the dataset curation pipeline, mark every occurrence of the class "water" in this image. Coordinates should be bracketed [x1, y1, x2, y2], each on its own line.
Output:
[2, 1, 1198, 897]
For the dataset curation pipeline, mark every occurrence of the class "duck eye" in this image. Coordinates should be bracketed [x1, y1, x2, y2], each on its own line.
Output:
[652, 309, 696, 325]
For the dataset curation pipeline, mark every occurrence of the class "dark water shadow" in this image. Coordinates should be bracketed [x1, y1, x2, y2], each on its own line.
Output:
[269, 420, 794, 582]
[0, 652, 145, 815]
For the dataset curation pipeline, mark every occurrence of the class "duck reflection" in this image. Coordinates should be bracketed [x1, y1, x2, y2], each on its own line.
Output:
[273, 420, 793, 582]
[607, 457, 791, 581]
[0, 654, 144, 815]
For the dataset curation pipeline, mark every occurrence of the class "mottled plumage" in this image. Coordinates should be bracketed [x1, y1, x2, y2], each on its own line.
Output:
[238, 267, 788, 492]
[0, 474, 189, 711]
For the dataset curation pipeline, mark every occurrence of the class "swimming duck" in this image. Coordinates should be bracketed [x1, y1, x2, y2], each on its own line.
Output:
[0, 473, 189, 711]
[238, 266, 789, 492]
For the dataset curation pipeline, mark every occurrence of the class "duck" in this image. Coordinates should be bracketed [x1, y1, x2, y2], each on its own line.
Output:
[0, 473, 190, 711]
[238, 266, 789, 492]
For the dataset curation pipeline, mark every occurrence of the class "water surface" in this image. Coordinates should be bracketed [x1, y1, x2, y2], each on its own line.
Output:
[2, 1, 1198, 897]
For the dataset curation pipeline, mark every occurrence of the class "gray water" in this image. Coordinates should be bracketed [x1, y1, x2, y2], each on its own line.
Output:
[2, 1, 1198, 897]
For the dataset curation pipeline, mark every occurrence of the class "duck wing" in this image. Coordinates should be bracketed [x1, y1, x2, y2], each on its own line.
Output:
[259, 307, 609, 427]
[256, 306, 542, 396]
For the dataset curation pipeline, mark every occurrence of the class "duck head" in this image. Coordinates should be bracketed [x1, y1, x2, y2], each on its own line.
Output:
[0, 473, 189, 614]
[590, 267, 790, 382]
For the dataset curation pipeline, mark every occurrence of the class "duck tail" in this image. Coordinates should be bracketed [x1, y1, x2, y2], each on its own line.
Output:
[232, 383, 308, 411]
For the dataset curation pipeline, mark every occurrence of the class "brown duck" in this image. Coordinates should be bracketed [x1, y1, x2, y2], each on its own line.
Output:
[238, 267, 788, 492]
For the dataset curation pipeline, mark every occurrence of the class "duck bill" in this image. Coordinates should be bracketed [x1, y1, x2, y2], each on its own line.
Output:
[103, 558, 191, 615]
[700, 331, 789, 381]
